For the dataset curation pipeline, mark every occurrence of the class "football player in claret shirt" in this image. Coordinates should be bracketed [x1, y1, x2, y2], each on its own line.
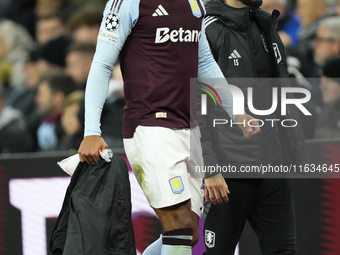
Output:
[78, 0, 260, 254]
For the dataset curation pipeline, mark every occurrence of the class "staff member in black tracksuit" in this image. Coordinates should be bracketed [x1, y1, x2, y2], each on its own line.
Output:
[199, 0, 306, 254]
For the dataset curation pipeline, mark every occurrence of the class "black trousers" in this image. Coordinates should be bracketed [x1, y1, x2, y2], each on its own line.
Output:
[203, 178, 297, 255]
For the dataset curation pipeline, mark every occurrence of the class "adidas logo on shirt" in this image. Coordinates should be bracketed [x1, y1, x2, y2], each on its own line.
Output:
[152, 5, 169, 17]
[228, 49, 242, 66]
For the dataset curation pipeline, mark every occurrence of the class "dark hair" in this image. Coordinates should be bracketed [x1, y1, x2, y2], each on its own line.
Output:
[66, 42, 96, 56]
[68, 7, 103, 29]
[39, 36, 72, 67]
[323, 57, 340, 80]
[40, 72, 77, 96]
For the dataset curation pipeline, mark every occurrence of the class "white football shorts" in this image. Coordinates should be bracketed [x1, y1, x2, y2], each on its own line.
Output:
[123, 125, 204, 216]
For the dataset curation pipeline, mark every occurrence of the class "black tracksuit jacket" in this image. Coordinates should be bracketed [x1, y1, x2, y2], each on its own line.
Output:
[50, 155, 136, 255]
[198, 0, 305, 175]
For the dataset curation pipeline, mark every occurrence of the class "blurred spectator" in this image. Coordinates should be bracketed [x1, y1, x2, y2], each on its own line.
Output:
[35, 0, 65, 16]
[23, 51, 42, 90]
[297, 0, 337, 44]
[0, 62, 11, 88]
[0, 0, 36, 38]
[35, 0, 78, 20]
[314, 57, 340, 139]
[0, 19, 35, 88]
[35, 36, 72, 74]
[292, 75, 320, 139]
[5, 50, 43, 151]
[35, 72, 77, 151]
[36, 13, 68, 45]
[308, 17, 340, 106]
[6, 51, 41, 150]
[71, 0, 107, 6]
[288, 0, 338, 78]
[0, 87, 34, 153]
[261, 0, 300, 46]
[68, 7, 102, 43]
[59, 90, 84, 151]
[313, 17, 340, 68]
[65, 42, 96, 88]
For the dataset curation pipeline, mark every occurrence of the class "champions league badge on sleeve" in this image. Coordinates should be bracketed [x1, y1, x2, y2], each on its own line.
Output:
[169, 176, 184, 194]
[188, 0, 202, 18]
[105, 12, 120, 31]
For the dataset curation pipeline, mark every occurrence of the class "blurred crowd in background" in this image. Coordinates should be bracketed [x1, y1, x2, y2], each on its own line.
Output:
[0, 0, 340, 154]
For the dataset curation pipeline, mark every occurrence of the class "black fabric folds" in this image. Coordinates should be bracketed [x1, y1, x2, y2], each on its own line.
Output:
[50, 154, 136, 255]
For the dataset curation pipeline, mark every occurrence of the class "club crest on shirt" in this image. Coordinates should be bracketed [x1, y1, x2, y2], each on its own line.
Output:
[169, 176, 184, 194]
[188, 0, 202, 18]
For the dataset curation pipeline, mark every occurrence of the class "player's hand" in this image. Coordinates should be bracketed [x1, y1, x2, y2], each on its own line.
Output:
[235, 114, 261, 140]
[78, 136, 108, 165]
[204, 173, 230, 205]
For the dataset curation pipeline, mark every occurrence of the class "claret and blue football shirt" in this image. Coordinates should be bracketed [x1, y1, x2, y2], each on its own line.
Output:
[85, 0, 234, 138]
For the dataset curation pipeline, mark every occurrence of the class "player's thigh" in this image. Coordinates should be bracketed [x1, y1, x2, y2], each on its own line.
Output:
[124, 126, 192, 210]
[248, 179, 297, 255]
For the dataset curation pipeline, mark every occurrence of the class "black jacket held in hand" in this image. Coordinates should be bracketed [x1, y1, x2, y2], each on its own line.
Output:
[198, 1, 305, 176]
[50, 155, 136, 255]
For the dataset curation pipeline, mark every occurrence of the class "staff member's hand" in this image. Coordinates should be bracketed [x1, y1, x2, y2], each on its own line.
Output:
[235, 114, 261, 139]
[205, 173, 230, 204]
[78, 136, 108, 164]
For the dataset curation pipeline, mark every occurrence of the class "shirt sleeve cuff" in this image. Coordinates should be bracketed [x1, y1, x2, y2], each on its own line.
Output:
[84, 130, 102, 137]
